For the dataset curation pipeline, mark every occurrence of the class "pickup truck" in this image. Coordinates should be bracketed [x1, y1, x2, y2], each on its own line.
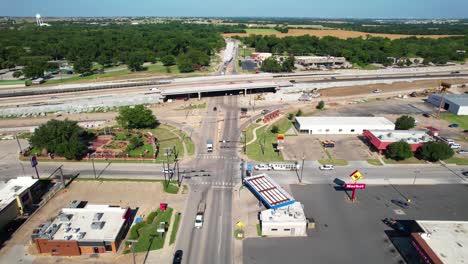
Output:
[195, 202, 205, 229]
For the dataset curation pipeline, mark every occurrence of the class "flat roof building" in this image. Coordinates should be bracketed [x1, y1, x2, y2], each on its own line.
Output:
[295, 56, 351, 69]
[363, 130, 431, 153]
[33, 203, 131, 256]
[294, 116, 395, 135]
[411, 220, 468, 264]
[260, 202, 307, 237]
[427, 94, 468, 115]
[0, 176, 38, 230]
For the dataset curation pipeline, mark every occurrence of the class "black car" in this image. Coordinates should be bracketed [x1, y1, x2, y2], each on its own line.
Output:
[422, 113, 430, 118]
[391, 199, 409, 209]
[462, 171, 468, 177]
[173, 250, 183, 264]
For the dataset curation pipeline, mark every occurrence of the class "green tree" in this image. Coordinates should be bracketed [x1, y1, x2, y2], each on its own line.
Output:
[260, 57, 282, 73]
[317, 101, 325, 110]
[287, 113, 295, 120]
[29, 119, 93, 160]
[177, 55, 194, 73]
[116, 105, 157, 129]
[386, 141, 413, 161]
[161, 55, 176, 66]
[127, 52, 145, 71]
[417, 142, 454, 162]
[271, 125, 279, 134]
[23, 57, 48, 79]
[395, 115, 415, 130]
[12, 71, 22, 78]
[74, 57, 93, 74]
[282, 56, 296, 72]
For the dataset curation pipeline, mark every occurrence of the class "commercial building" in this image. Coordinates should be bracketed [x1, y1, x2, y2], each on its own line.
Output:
[294, 117, 395, 135]
[260, 202, 307, 237]
[363, 130, 431, 153]
[0, 176, 39, 229]
[427, 94, 468, 115]
[32, 202, 131, 256]
[295, 56, 352, 69]
[250, 52, 272, 64]
[411, 220, 468, 264]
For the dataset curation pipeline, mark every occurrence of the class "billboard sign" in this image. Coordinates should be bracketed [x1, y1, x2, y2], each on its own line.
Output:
[345, 183, 366, 189]
[349, 170, 364, 182]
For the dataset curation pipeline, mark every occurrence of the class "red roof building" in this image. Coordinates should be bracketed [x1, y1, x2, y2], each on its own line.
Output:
[363, 130, 431, 153]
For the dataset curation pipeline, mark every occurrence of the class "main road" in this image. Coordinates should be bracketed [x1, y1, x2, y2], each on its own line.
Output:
[175, 95, 240, 264]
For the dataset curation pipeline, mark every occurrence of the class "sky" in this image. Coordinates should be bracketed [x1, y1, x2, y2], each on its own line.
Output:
[1, 0, 468, 18]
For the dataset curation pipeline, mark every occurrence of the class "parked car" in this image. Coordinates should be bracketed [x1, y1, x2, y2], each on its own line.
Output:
[372, 89, 382, 93]
[440, 137, 455, 144]
[261, 109, 270, 115]
[449, 123, 460, 128]
[391, 199, 409, 209]
[254, 164, 271, 171]
[458, 149, 468, 154]
[422, 113, 430, 118]
[173, 250, 183, 264]
[462, 171, 468, 177]
[410, 91, 418, 97]
[319, 165, 334, 171]
[450, 143, 461, 149]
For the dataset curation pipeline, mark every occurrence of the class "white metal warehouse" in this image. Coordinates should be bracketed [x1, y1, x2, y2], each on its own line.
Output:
[294, 116, 395, 135]
[427, 94, 468, 115]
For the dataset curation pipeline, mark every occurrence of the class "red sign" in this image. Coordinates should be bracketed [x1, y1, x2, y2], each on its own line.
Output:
[345, 183, 366, 189]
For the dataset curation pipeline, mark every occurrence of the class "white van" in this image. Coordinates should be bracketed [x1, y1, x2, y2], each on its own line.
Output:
[450, 143, 461, 149]
[269, 163, 300, 171]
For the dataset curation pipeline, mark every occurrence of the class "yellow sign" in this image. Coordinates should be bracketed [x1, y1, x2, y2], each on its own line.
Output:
[236, 221, 244, 228]
[350, 170, 364, 182]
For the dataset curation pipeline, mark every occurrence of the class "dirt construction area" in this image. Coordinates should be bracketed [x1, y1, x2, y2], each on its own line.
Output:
[0, 181, 186, 264]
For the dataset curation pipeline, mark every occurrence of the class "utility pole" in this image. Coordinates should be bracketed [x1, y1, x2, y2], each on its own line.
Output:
[242, 128, 247, 154]
[91, 154, 97, 179]
[241, 159, 245, 184]
[127, 239, 138, 264]
[300, 155, 305, 183]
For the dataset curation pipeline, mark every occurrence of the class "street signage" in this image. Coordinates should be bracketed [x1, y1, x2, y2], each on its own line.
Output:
[349, 170, 364, 182]
[30, 156, 38, 168]
[345, 183, 366, 189]
[277, 134, 285, 140]
[247, 164, 253, 172]
[236, 221, 244, 228]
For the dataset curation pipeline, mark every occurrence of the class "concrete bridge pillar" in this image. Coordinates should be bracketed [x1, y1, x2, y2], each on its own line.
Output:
[198, 92, 201, 100]
[244, 88, 247, 96]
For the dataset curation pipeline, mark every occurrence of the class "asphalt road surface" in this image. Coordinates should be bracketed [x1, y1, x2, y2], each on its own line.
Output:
[175, 96, 240, 264]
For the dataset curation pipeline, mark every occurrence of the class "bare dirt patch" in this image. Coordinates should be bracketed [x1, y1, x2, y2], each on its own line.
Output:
[319, 78, 468, 97]
[224, 29, 460, 39]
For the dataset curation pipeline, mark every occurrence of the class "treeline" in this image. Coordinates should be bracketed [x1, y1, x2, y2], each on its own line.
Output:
[235, 34, 468, 66]
[0, 22, 231, 77]
[225, 17, 468, 35]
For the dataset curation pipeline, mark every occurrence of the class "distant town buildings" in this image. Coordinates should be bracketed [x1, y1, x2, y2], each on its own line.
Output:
[0, 177, 39, 230]
[32, 202, 131, 256]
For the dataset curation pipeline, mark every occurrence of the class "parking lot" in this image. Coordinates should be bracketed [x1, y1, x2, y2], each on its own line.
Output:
[0, 180, 186, 264]
[244, 184, 468, 264]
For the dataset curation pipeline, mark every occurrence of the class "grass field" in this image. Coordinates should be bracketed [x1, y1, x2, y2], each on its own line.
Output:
[383, 157, 426, 164]
[246, 118, 292, 162]
[75, 178, 179, 194]
[366, 159, 383, 166]
[0, 80, 24, 85]
[146, 123, 186, 162]
[245, 28, 280, 35]
[224, 29, 460, 40]
[132, 208, 173, 252]
[439, 114, 468, 130]
[444, 157, 468, 165]
[169, 212, 181, 245]
[318, 159, 349, 166]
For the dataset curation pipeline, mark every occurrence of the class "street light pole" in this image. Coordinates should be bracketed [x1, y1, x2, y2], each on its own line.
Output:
[300, 155, 305, 183]
[91, 154, 97, 179]
[413, 170, 419, 185]
[127, 239, 138, 264]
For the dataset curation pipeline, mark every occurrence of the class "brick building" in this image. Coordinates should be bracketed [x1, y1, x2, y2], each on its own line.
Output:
[32, 202, 131, 256]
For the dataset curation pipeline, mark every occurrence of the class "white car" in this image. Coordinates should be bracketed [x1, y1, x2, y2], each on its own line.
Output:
[372, 89, 382, 93]
[450, 143, 461, 149]
[441, 137, 455, 144]
[194, 214, 203, 229]
[319, 165, 335, 171]
[254, 164, 271, 171]
[458, 149, 468, 154]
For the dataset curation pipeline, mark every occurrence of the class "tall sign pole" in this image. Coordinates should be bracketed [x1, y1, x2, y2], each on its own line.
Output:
[30, 156, 40, 179]
[348, 170, 365, 202]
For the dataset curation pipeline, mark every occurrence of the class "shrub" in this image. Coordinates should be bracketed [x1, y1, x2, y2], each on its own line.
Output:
[386, 142, 413, 160]
[271, 125, 279, 134]
[296, 109, 303, 117]
[395, 115, 415, 130]
[287, 113, 295, 120]
[129, 221, 145, 239]
[417, 142, 454, 162]
[317, 101, 325, 110]
[147, 211, 157, 223]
